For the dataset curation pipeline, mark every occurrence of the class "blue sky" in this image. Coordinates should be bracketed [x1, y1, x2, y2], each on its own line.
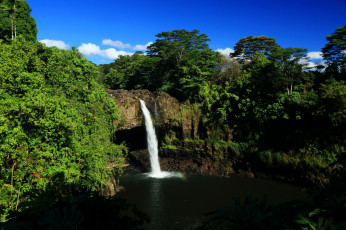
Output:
[29, 0, 346, 65]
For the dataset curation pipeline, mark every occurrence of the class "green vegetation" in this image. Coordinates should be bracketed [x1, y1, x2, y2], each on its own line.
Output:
[1, 193, 149, 229]
[198, 188, 346, 230]
[231, 35, 279, 63]
[0, 0, 37, 41]
[102, 29, 221, 102]
[0, 0, 345, 227]
[322, 25, 346, 72]
[0, 39, 126, 221]
[102, 26, 345, 188]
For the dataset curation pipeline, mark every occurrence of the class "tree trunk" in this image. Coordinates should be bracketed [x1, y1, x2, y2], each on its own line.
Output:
[14, 16, 16, 41]
[286, 84, 290, 95]
[290, 82, 293, 93]
[10, 163, 15, 209]
[13, 4, 16, 41]
[15, 178, 23, 211]
[11, 16, 14, 40]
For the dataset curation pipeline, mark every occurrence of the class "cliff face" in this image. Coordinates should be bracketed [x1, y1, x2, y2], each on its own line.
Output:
[106, 89, 234, 176]
[106, 88, 201, 139]
[106, 89, 328, 185]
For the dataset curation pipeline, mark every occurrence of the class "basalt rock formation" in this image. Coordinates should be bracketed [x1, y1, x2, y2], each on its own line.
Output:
[106, 89, 233, 176]
[106, 89, 199, 139]
[106, 89, 328, 186]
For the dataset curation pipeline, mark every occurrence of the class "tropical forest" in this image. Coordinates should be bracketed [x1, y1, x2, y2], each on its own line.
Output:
[0, 0, 345, 229]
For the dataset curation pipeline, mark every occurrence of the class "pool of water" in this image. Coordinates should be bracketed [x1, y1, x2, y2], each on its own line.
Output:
[118, 170, 308, 230]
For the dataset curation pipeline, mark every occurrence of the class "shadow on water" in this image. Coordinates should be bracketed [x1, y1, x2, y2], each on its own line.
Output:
[148, 178, 163, 230]
[118, 170, 309, 230]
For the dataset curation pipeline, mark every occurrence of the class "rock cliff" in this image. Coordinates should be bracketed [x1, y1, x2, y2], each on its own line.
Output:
[106, 89, 234, 176]
[106, 89, 199, 138]
[106, 89, 326, 186]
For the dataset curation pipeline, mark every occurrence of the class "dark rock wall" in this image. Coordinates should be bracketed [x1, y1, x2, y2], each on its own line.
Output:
[106, 89, 327, 186]
[106, 89, 227, 175]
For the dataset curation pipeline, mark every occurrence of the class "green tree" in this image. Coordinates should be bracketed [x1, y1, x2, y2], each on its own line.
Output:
[214, 55, 242, 85]
[322, 25, 346, 73]
[0, 0, 37, 41]
[147, 29, 210, 62]
[103, 51, 162, 90]
[231, 35, 279, 63]
[0, 39, 125, 221]
[269, 47, 308, 95]
[147, 29, 221, 101]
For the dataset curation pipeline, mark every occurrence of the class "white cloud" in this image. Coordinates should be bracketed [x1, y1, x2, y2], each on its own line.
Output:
[40, 39, 69, 50]
[77, 43, 101, 56]
[102, 48, 133, 59]
[307, 51, 323, 60]
[77, 43, 133, 59]
[216, 47, 234, 56]
[102, 39, 131, 49]
[299, 58, 315, 68]
[133, 42, 153, 51]
[299, 58, 328, 71]
[305, 61, 317, 69]
[102, 39, 153, 51]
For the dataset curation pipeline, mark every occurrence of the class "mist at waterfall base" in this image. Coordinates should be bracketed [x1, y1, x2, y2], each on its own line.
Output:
[119, 100, 307, 229]
[139, 99, 181, 179]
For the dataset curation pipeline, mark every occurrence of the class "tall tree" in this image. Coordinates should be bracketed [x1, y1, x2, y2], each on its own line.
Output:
[147, 29, 221, 101]
[322, 25, 346, 73]
[0, 0, 37, 41]
[214, 55, 242, 85]
[231, 35, 279, 63]
[269, 47, 308, 95]
[103, 51, 162, 90]
[147, 29, 210, 63]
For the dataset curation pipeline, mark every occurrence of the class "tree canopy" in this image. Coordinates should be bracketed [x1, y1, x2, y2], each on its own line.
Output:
[231, 35, 279, 63]
[322, 25, 346, 73]
[0, 0, 37, 41]
[0, 39, 126, 220]
[147, 29, 221, 101]
[1, 0, 345, 227]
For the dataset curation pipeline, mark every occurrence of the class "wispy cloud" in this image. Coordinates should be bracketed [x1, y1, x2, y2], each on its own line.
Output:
[40, 39, 69, 50]
[133, 41, 153, 51]
[216, 47, 234, 56]
[102, 39, 131, 49]
[300, 58, 327, 70]
[307, 51, 323, 60]
[78, 43, 133, 59]
[102, 39, 153, 51]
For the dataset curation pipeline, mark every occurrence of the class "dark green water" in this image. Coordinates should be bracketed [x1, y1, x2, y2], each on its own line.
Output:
[118, 170, 307, 230]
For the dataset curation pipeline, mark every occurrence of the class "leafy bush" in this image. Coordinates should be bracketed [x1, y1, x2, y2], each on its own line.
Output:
[0, 38, 126, 221]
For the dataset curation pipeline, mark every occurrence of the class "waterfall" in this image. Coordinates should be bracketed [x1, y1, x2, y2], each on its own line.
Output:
[139, 99, 165, 177]
[139, 99, 183, 179]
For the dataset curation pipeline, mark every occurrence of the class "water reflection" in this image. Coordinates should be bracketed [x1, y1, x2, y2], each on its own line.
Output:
[147, 178, 163, 230]
[119, 171, 308, 230]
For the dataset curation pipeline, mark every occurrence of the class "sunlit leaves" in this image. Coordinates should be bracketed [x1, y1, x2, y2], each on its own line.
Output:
[0, 39, 125, 220]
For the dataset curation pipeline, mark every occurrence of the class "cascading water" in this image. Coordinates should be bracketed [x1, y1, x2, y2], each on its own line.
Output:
[140, 99, 183, 178]
[139, 99, 162, 176]
[139, 99, 169, 178]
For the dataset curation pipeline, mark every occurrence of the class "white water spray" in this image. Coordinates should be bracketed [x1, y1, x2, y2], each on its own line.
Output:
[139, 99, 183, 179]
[139, 99, 162, 176]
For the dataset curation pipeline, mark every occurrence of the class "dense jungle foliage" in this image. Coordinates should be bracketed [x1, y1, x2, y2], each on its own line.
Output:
[0, 38, 127, 222]
[0, 0, 36, 41]
[100, 28, 346, 229]
[101, 27, 345, 183]
[0, 1, 127, 221]
[0, 0, 345, 228]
